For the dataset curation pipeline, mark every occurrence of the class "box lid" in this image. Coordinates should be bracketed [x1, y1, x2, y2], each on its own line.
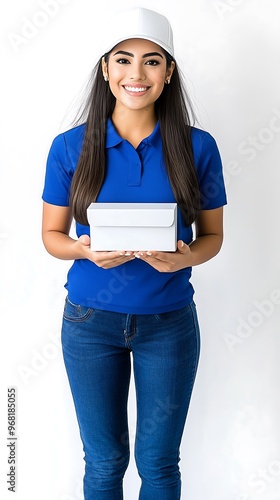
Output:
[87, 203, 177, 228]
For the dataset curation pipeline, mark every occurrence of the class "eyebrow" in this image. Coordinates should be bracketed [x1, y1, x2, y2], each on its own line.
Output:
[112, 50, 163, 59]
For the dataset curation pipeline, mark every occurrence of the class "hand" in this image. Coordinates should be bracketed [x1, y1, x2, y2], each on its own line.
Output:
[134, 240, 192, 272]
[77, 235, 136, 269]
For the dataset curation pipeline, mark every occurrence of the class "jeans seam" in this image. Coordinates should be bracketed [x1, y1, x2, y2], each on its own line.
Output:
[189, 302, 200, 386]
[63, 311, 94, 323]
[124, 315, 137, 348]
[63, 297, 95, 323]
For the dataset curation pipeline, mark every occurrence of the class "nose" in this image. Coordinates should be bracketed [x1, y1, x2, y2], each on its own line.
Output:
[128, 61, 146, 81]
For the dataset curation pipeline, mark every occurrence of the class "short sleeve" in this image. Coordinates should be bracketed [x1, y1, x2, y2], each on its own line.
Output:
[192, 128, 227, 210]
[42, 133, 74, 206]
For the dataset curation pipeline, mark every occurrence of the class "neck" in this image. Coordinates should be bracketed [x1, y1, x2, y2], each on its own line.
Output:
[111, 105, 157, 148]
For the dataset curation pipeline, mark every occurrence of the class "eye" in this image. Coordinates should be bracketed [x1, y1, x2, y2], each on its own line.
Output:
[145, 60, 160, 66]
[116, 58, 130, 64]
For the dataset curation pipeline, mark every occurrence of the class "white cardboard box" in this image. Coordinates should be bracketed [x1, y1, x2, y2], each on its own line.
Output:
[87, 202, 177, 251]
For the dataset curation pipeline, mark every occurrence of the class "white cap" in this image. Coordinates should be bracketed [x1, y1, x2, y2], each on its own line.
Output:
[103, 7, 174, 57]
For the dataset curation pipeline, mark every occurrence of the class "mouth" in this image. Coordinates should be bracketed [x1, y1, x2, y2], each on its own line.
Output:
[123, 85, 150, 95]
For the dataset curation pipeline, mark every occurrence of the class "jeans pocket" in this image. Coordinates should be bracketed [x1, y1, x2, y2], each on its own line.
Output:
[63, 297, 95, 323]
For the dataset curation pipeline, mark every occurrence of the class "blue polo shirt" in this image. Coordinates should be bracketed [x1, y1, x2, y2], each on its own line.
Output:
[42, 119, 227, 314]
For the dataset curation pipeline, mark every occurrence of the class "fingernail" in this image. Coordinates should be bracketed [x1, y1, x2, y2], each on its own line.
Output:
[147, 252, 152, 256]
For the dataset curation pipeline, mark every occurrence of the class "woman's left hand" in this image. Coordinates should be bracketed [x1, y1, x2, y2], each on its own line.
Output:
[134, 240, 192, 272]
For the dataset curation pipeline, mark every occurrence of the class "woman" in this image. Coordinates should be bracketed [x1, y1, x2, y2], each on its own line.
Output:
[42, 7, 227, 499]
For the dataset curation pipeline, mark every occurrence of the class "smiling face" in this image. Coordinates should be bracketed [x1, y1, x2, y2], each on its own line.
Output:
[102, 38, 175, 114]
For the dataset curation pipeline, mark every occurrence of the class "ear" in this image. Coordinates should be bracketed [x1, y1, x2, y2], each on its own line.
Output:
[102, 57, 109, 81]
[165, 60, 175, 84]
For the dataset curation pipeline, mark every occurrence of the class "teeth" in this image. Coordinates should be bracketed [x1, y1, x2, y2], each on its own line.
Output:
[124, 86, 148, 93]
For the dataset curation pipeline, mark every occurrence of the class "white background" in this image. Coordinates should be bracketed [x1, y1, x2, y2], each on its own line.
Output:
[1, 1, 280, 499]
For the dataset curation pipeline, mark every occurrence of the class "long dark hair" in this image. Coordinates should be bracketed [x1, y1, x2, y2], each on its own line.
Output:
[70, 50, 200, 226]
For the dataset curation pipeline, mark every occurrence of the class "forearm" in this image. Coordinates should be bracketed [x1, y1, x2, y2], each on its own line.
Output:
[134, 207, 224, 272]
[42, 231, 141, 269]
[188, 234, 223, 267]
[42, 231, 83, 260]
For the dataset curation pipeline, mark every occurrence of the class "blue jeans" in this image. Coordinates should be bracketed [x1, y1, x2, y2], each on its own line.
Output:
[61, 298, 200, 500]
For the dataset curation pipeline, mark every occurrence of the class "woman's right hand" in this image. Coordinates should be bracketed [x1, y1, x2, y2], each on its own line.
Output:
[42, 203, 135, 268]
[77, 235, 136, 269]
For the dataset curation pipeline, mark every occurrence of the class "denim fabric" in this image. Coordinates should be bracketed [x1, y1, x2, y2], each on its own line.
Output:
[61, 298, 200, 499]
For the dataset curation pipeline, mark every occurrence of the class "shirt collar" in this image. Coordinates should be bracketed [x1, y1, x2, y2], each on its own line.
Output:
[105, 117, 161, 149]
